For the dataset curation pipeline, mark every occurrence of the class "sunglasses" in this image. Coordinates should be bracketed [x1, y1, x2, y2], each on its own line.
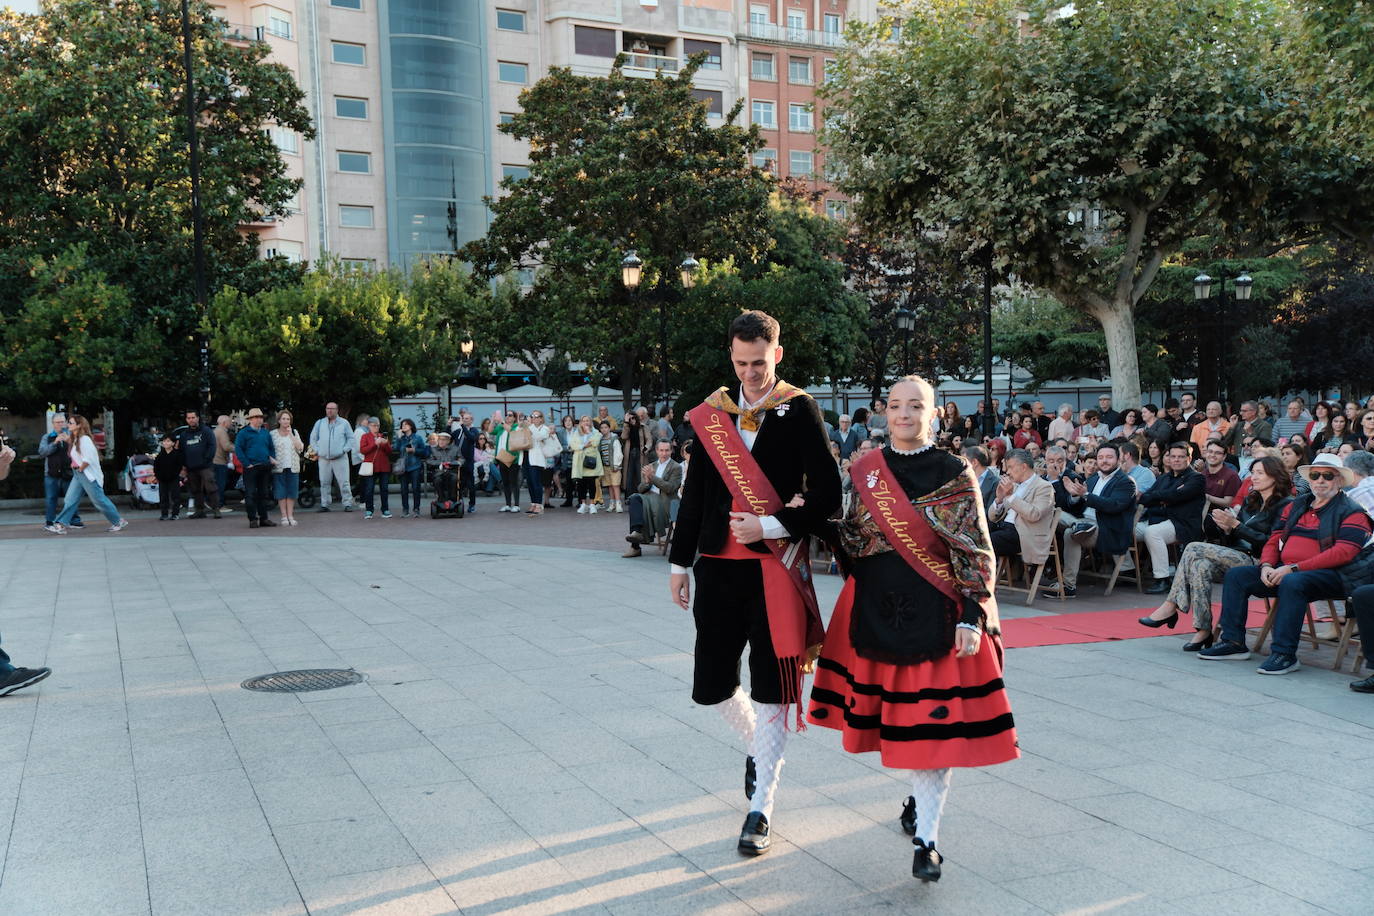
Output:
[1308, 470, 1340, 481]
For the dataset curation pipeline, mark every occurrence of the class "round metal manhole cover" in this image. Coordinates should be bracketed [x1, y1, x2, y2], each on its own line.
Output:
[241, 669, 366, 693]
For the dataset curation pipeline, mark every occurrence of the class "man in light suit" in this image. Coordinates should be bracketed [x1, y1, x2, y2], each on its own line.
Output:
[623, 438, 682, 557]
[987, 448, 1056, 564]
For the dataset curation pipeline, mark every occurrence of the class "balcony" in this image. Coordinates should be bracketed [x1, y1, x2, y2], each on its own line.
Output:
[743, 22, 844, 49]
[220, 21, 266, 44]
[622, 51, 679, 77]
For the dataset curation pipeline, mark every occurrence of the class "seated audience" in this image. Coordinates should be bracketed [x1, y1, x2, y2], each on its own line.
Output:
[964, 445, 1000, 510]
[1190, 401, 1231, 453]
[1200, 454, 1373, 674]
[1347, 450, 1374, 515]
[987, 448, 1057, 564]
[623, 439, 682, 557]
[1272, 399, 1309, 442]
[1076, 409, 1112, 440]
[1138, 456, 1293, 649]
[1110, 407, 1143, 441]
[1096, 394, 1122, 431]
[1119, 441, 1156, 494]
[1050, 443, 1138, 599]
[1141, 404, 1172, 449]
[1223, 401, 1273, 456]
[1201, 440, 1242, 510]
[1047, 404, 1076, 442]
[1013, 415, 1044, 450]
[1312, 412, 1359, 452]
[1136, 442, 1208, 594]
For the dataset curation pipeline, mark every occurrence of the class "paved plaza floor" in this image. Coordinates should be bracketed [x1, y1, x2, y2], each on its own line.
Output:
[1, 524, 1372, 914]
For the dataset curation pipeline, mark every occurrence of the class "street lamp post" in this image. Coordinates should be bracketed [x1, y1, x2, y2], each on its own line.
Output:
[1193, 271, 1253, 407]
[622, 249, 697, 412]
[982, 247, 995, 440]
[179, 0, 211, 418]
[894, 307, 915, 376]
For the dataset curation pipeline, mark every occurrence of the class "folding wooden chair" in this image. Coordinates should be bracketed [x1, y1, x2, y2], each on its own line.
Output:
[1334, 611, 1363, 672]
[1102, 506, 1147, 596]
[996, 509, 1065, 605]
[1250, 597, 1322, 655]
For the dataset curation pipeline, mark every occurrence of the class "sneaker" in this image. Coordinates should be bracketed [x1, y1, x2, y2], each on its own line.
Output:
[1045, 584, 1075, 598]
[344, 504, 354, 512]
[365, 511, 373, 519]
[68, 521, 85, 529]
[1069, 523, 1097, 545]
[0, 667, 52, 697]
[576, 504, 588, 514]
[467, 504, 476, 513]
[43, 524, 65, 535]
[382, 511, 392, 518]
[318, 505, 331, 512]
[1349, 675, 1374, 693]
[1198, 641, 1251, 661]
[589, 505, 598, 514]
[1256, 653, 1300, 675]
[107, 520, 129, 532]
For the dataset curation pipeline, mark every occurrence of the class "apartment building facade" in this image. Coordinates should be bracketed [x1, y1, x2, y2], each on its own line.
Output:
[219, 0, 883, 267]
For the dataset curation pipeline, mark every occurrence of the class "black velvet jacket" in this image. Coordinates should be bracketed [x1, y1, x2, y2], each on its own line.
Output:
[670, 392, 841, 567]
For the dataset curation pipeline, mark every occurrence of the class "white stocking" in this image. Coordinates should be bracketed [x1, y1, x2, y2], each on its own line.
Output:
[909, 768, 952, 847]
[717, 687, 757, 751]
[749, 703, 788, 819]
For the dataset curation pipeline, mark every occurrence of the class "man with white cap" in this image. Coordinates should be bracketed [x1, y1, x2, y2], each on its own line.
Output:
[1201, 453, 1372, 674]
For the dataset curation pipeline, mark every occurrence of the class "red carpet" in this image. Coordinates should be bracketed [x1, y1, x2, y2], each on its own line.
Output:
[1002, 602, 1269, 649]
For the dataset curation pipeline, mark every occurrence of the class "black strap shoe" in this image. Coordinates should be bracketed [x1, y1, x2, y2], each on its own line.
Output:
[745, 755, 757, 800]
[900, 796, 917, 836]
[912, 838, 942, 882]
[738, 811, 770, 855]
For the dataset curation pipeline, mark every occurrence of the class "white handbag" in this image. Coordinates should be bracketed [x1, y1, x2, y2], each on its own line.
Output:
[540, 432, 562, 460]
[358, 461, 374, 477]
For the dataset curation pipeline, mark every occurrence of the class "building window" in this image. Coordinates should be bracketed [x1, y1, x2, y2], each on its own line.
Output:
[330, 0, 362, 9]
[498, 61, 528, 83]
[789, 150, 814, 178]
[502, 164, 530, 181]
[823, 58, 839, 84]
[787, 10, 806, 40]
[334, 96, 368, 119]
[825, 199, 849, 220]
[751, 53, 775, 80]
[268, 126, 299, 154]
[337, 151, 371, 173]
[266, 12, 292, 39]
[788, 57, 812, 85]
[331, 41, 365, 66]
[340, 258, 376, 270]
[499, 112, 516, 125]
[495, 9, 525, 31]
[752, 148, 777, 171]
[823, 14, 842, 42]
[692, 88, 723, 117]
[751, 100, 776, 129]
[788, 103, 813, 132]
[683, 39, 722, 70]
[574, 25, 616, 58]
[339, 205, 374, 228]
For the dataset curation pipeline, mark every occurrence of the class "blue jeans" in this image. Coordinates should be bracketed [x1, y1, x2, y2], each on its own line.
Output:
[55, 475, 122, 527]
[361, 472, 390, 513]
[1219, 564, 1346, 657]
[524, 462, 544, 505]
[399, 467, 423, 513]
[44, 476, 79, 526]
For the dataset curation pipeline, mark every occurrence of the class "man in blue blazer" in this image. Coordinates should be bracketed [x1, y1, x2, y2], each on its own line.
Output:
[1048, 442, 1138, 598]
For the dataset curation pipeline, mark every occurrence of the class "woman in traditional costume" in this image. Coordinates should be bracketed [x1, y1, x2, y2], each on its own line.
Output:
[808, 376, 1019, 883]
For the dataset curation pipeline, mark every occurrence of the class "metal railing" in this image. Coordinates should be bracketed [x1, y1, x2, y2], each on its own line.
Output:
[220, 22, 265, 43]
[622, 51, 679, 73]
[744, 22, 844, 48]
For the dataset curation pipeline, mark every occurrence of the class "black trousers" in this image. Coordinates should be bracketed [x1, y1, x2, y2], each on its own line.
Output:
[156, 477, 180, 517]
[1352, 585, 1374, 673]
[989, 520, 1021, 558]
[241, 465, 272, 521]
[186, 466, 218, 512]
[501, 464, 521, 506]
[691, 557, 783, 705]
[576, 477, 597, 501]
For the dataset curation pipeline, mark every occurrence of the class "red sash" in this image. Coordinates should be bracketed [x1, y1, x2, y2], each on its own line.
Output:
[850, 449, 963, 605]
[687, 401, 823, 724]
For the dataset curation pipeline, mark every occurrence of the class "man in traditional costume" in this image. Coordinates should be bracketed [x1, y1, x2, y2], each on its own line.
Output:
[808, 375, 1018, 883]
[669, 310, 841, 856]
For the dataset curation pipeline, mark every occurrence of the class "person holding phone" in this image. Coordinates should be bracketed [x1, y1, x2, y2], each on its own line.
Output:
[394, 419, 430, 518]
[358, 418, 393, 519]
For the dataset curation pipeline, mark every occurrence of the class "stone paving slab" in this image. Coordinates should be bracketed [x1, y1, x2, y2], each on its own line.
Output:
[0, 535, 1372, 915]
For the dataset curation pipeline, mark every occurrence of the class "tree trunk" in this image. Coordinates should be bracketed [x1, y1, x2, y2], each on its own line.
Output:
[1093, 301, 1143, 408]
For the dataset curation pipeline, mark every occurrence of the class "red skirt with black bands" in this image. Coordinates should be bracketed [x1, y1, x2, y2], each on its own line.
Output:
[807, 578, 1019, 769]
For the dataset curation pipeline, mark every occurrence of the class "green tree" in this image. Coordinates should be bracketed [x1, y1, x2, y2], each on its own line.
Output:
[0, 245, 165, 411]
[462, 57, 775, 409]
[0, 0, 313, 414]
[206, 259, 480, 421]
[823, 0, 1361, 407]
[842, 228, 982, 400]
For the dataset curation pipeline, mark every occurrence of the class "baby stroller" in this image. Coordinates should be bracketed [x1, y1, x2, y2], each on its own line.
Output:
[429, 460, 465, 519]
[122, 454, 160, 510]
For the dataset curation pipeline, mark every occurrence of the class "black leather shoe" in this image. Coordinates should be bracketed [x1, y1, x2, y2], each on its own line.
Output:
[912, 838, 942, 882]
[1182, 632, 1215, 652]
[738, 811, 770, 855]
[900, 796, 916, 836]
[1143, 578, 1170, 595]
[745, 756, 757, 800]
[1137, 610, 1179, 629]
[1350, 675, 1374, 694]
[258, 518, 277, 527]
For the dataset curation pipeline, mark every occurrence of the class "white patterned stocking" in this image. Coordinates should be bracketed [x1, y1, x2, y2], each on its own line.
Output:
[909, 768, 952, 847]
